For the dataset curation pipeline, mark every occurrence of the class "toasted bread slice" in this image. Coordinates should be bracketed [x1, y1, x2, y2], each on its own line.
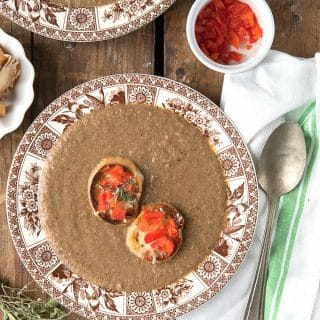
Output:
[88, 156, 144, 225]
[126, 203, 184, 263]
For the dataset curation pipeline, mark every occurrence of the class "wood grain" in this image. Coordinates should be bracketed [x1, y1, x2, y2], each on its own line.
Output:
[1, 0, 320, 318]
[164, 0, 224, 105]
[32, 24, 154, 118]
[0, 19, 33, 297]
[269, 0, 320, 57]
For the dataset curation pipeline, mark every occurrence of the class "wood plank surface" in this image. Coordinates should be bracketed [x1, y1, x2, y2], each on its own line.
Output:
[32, 24, 154, 118]
[269, 0, 320, 57]
[0, 17, 34, 306]
[1, 0, 320, 318]
[164, 0, 224, 105]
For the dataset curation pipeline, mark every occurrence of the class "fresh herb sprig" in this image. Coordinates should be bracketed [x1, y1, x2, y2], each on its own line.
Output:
[0, 282, 69, 320]
[113, 177, 138, 203]
[113, 185, 137, 203]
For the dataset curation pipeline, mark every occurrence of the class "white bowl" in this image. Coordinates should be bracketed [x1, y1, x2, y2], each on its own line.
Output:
[186, 0, 275, 74]
[0, 28, 35, 139]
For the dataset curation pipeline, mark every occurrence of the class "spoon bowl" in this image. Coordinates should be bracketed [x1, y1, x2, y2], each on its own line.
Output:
[258, 122, 307, 198]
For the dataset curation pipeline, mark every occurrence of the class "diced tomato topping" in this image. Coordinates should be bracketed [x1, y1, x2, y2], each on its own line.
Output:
[137, 217, 150, 232]
[124, 171, 132, 180]
[151, 236, 175, 256]
[144, 229, 168, 244]
[213, 0, 225, 9]
[138, 209, 166, 231]
[109, 175, 125, 188]
[227, 3, 247, 17]
[96, 191, 113, 212]
[105, 192, 113, 201]
[109, 165, 132, 184]
[92, 164, 139, 221]
[149, 219, 165, 231]
[97, 193, 107, 212]
[228, 51, 243, 62]
[228, 30, 240, 49]
[138, 215, 164, 232]
[167, 218, 179, 239]
[137, 208, 181, 258]
[110, 206, 126, 221]
[100, 179, 110, 187]
[241, 11, 255, 28]
[195, 0, 263, 65]
[100, 164, 133, 188]
[100, 165, 110, 173]
[142, 209, 165, 220]
[108, 164, 125, 177]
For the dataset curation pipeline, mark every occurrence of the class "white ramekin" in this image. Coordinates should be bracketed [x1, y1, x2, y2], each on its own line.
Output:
[186, 0, 275, 74]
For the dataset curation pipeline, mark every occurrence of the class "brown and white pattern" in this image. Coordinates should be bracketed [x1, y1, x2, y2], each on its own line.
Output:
[67, 7, 96, 31]
[127, 85, 156, 105]
[6, 74, 259, 319]
[18, 163, 41, 236]
[30, 126, 58, 158]
[0, 0, 176, 42]
[30, 242, 59, 273]
[49, 264, 124, 313]
[219, 147, 244, 178]
[153, 278, 193, 308]
[103, 0, 156, 22]
[127, 292, 155, 315]
[196, 254, 228, 286]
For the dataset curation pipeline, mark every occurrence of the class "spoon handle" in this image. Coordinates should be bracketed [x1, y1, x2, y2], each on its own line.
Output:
[243, 197, 278, 320]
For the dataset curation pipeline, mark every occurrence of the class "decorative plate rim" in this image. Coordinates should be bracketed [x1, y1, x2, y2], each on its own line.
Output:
[6, 73, 259, 319]
[0, 0, 176, 42]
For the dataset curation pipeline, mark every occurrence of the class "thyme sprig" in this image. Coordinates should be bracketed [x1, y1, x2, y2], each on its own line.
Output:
[113, 185, 137, 203]
[113, 177, 138, 203]
[0, 282, 69, 320]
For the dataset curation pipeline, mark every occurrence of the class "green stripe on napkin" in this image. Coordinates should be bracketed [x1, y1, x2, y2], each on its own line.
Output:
[264, 102, 318, 320]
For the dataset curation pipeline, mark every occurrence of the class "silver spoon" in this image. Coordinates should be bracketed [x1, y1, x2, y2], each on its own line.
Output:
[244, 122, 307, 320]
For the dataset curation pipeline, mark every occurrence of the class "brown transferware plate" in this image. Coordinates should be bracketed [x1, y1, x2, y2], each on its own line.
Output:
[0, 0, 175, 42]
[6, 74, 258, 319]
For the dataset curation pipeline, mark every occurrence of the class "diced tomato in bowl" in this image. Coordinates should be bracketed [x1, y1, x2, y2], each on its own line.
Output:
[186, 0, 275, 73]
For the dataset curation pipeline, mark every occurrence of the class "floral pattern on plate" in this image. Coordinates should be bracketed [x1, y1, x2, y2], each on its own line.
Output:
[67, 7, 96, 31]
[18, 163, 41, 236]
[127, 85, 157, 105]
[49, 264, 124, 313]
[196, 254, 228, 286]
[103, 0, 156, 22]
[29, 242, 59, 274]
[6, 74, 258, 319]
[154, 278, 193, 308]
[127, 291, 155, 315]
[0, 0, 176, 42]
[29, 125, 58, 159]
[219, 146, 244, 179]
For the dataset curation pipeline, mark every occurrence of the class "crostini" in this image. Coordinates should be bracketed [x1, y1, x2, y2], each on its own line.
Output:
[88, 157, 144, 225]
[126, 203, 184, 263]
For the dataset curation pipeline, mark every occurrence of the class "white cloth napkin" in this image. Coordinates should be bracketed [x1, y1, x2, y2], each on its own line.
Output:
[180, 50, 320, 320]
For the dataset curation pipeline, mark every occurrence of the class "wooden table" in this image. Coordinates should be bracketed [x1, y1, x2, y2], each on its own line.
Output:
[0, 1, 319, 318]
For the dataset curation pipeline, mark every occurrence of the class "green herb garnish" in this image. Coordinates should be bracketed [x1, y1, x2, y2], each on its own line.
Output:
[0, 282, 69, 320]
[113, 178, 137, 203]
[113, 186, 137, 202]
